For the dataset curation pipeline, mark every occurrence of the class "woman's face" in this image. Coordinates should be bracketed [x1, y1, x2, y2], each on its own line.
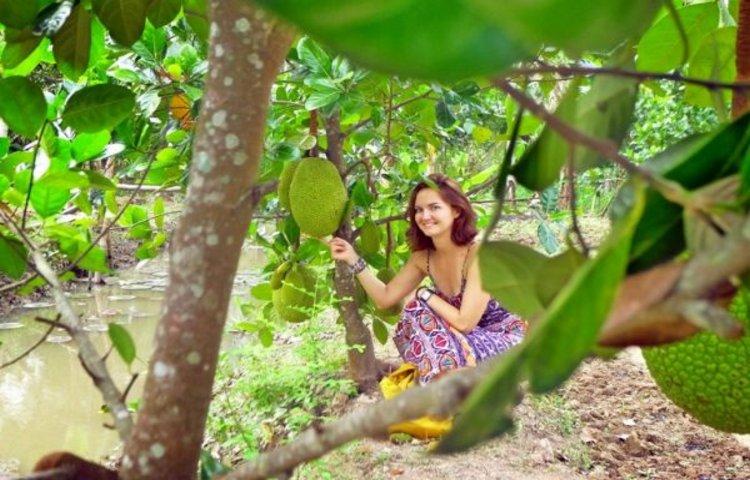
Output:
[414, 188, 459, 239]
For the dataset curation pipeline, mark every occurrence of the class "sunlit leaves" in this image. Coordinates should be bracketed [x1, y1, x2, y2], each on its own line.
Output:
[0, 234, 28, 279]
[52, 3, 92, 80]
[1, 28, 44, 69]
[62, 84, 136, 132]
[0, 77, 46, 137]
[637, 2, 720, 72]
[439, 187, 646, 453]
[92, 0, 149, 46]
[684, 27, 736, 109]
[108, 323, 136, 366]
[72, 131, 111, 162]
[254, 0, 531, 80]
[30, 181, 72, 218]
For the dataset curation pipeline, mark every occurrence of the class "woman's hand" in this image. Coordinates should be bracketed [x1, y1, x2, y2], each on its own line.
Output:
[328, 237, 358, 266]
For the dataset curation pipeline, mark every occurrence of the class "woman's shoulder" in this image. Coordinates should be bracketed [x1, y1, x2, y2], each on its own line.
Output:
[409, 249, 429, 273]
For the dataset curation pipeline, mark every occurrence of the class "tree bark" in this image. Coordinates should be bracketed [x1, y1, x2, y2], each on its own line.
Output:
[325, 112, 380, 390]
[119, 2, 293, 478]
[733, 0, 750, 117]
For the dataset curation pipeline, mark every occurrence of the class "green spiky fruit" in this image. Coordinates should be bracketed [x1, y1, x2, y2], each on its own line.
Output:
[278, 161, 300, 210]
[272, 264, 316, 323]
[270, 261, 292, 290]
[358, 220, 382, 255]
[643, 291, 750, 433]
[289, 157, 347, 238]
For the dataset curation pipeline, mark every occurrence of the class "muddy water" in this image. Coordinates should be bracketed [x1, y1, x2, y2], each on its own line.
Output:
[0, 247, 264, 474]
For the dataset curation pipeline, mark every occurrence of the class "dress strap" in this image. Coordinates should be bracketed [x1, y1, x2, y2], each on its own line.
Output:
[426, 249, 437, 287]
[458, 244, 473, 296]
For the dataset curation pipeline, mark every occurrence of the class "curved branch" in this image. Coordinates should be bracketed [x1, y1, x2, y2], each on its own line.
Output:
[0, 317, 56, 370]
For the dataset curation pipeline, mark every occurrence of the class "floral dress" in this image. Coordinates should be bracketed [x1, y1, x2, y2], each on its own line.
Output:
[393, 248, 527, 385]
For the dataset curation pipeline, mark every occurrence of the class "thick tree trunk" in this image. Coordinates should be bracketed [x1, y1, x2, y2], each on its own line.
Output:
[733, 0, 750, 117]
[325, 112, 380, 390]
[119, 2, 293, 479]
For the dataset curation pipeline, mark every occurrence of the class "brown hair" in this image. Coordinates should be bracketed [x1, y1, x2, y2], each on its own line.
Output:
[406, 173, 478, 251]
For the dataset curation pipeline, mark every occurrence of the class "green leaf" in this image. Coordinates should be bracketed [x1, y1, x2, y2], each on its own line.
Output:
[183, 0, 208, 42]
[251, 283, 273, 301]
[253, 0, 531, 81]
[637, 2, 720, 72]
[297, 36, 332, 75]
[535, 248, 586, 306]
[104, 190, 119, 214]
[258, 328, 273, 347]
[351, 180, 374, 208]
[471, 126, 493, 143]
[0, 77, 46, 137]
[2, 28, 43, 69]
[684, 27, 736, 108]
[0, 0, 39, 29]
[36, 171, 90, 189]
[62, 84, 136, 133]
[616, 112, 750, 272]
[52, 3, 92, 80]
[468, 0, 660, 55]
[513, 49, 638, 190]
[0, 234, 28, 279]
[537, 222, 559, 255]
[75, 244, 109, 272]
[108, 323, 136, 365]
[86, 171, 117, 190]
[30, 183, 71, 218]
[305, 90, 341, 110]
[92, 0, 149, 46]
[147, 0, 181, 27]
[478, 241, 547, 319]
[372, 317, 389, 345]
[435, 100, 456, 128]
[0, 174, 9, 196]
[529, 186, 645, 392]
[153, 196, 165, 229]
[72, 131, 111, 162]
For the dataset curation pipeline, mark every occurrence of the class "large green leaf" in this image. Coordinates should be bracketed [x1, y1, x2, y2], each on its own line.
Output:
[62, 84, 136, 133]
[0, 77, 46, 137]
[479, 241, 547, 319]
[147, 0, 181, 27]
[72, 131, 111, 162]
[30, 183, 71, 218]
[0, 234, 28, 279]
[615, 112, 750, 272]
[637, 2, 720, 72]
[35, 171, 90, 189]
[535, 248, 587, 306]
[684, 27, 736, 109]
[52, 3, 92, 80]
[92, 0, 149, 46]
[253, 0, 531, 80]
[108, 323, 136, 365]
[1, 28, 43, 69]
[468, 0, 660, 55]
[513, 50, 638, 191]
[0, 0, 39, 29]
[183, 0, 208, 42]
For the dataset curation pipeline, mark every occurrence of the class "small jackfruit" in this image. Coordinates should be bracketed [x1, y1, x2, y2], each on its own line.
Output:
[278, 161, 300, 210]
[289, 157, 347, 238]
[270, 261, 292, 290]
[358, 220, 382, 255]
[272, 264, 316, 323]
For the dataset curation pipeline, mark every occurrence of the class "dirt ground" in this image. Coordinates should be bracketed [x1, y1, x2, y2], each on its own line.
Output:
[313, 348, 750, 480]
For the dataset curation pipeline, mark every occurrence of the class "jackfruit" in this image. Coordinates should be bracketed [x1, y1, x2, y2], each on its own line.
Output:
[289, 157, 347, 237]
[278, 161, 299, 210]
[643, 290, 750, 433]
[270, 261, 292, 290]
[272, 263, 316, 323]
[358, 220, 382, 255]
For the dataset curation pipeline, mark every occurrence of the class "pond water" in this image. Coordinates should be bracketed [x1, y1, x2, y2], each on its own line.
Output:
[0, 247, 265, 474]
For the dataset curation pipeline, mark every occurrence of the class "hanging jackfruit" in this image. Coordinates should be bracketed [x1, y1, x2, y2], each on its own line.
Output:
[272, 263, 316, 323]
[289, 157, 347, 237]
[358, 220, 382, 255]
[278, 161, 299, 210]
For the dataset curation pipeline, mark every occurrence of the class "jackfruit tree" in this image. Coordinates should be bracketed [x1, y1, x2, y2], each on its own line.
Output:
[0, 0, 750, 478]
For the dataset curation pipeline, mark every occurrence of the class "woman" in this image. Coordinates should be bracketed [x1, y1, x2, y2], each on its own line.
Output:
[329, 174, 526, 385]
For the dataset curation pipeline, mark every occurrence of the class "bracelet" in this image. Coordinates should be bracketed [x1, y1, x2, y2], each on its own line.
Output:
[349, 257, 366, 275]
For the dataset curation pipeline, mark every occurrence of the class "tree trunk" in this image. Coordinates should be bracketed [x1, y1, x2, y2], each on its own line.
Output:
[733, 0, 750, 117]
[119, 2, 293, 479]
[325, 112, 380, 390]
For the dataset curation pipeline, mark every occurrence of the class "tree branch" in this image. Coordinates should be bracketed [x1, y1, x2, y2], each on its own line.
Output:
[342, 90, 433, 138]
[0, 210, 132, 440]
[0, 316, 57, 370]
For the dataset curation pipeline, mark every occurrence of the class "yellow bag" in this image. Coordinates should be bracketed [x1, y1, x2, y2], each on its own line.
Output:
[379, 363, 453, 439]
